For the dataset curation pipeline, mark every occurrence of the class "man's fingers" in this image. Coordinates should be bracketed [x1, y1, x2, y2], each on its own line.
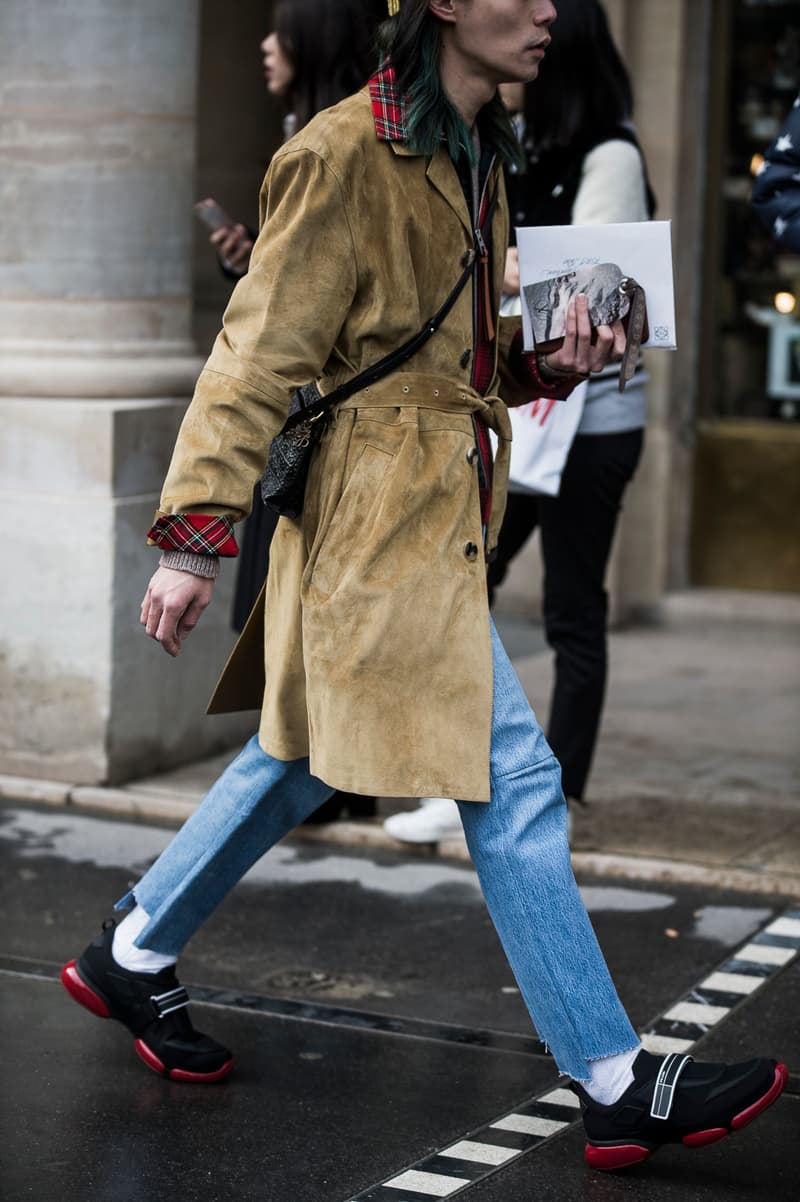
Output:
[575, 292, 591, 335]
[155, 603, 183, 657]
[140, 585, 152, 626]
[563, 297, 578, 346]
[589, 323, 615, 373]
[176, 595, 210, 643]
[230, 240, 253, 267]
[611, 319, 628, 358]
[145, 598, 165, 642]
[572, 295, 593, 374]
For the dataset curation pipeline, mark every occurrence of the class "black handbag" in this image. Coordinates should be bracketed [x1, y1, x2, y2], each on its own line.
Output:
[261, 189, 499, 518]
[259, 382, 329, 519]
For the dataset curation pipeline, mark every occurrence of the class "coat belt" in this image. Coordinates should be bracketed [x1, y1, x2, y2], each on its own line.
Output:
[335, 372, 513, 443]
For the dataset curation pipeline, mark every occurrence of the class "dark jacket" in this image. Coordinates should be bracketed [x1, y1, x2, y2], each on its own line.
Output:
[752, 95, 800, 253]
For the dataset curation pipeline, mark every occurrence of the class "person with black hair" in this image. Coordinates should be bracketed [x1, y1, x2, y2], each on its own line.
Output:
[62, 1, 785, 1174]
[207, 0, 383, 279]
[385, 0, 654, 844]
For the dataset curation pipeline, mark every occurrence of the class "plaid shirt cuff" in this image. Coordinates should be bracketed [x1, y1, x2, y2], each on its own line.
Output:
[147, 512, 239, 557]
[509, 328, 578, 400]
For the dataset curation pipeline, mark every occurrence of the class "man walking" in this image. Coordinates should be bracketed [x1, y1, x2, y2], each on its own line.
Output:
[62, 0, 786, 1171]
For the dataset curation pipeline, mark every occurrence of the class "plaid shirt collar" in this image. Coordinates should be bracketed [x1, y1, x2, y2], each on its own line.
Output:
[369, 66, 409, 144]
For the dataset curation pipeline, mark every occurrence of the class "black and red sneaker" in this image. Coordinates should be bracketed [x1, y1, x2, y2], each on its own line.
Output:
[574, 1049, 788, 1171]
[61, 920, 233, 1083]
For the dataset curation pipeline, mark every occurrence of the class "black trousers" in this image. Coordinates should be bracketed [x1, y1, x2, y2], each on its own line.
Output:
[487, 429, 644, 801]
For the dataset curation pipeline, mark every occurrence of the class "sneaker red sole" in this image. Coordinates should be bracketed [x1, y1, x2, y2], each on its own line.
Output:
[585, 1143, 654, 1171]
[62, 959, 234, 1084]
[61, 960, 111, 1018]
[134, 1039, 234, 1083]
[731, 1062, 788, 1129]
[586, 1063, 789, 1171]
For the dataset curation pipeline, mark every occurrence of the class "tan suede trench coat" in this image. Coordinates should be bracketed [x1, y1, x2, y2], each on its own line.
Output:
[159, 88, 538, 802]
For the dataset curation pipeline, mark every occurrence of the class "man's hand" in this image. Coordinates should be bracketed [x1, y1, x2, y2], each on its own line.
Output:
[210, 223, 253, 275]
[540, 293, 627, 379]
[140, 566, 215, 658]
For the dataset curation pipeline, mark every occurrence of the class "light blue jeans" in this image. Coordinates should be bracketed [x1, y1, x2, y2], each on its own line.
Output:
[118, 619, 637, 1080]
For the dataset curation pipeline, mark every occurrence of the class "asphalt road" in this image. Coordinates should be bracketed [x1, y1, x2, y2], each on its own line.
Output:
[1, 800, 797, 1201]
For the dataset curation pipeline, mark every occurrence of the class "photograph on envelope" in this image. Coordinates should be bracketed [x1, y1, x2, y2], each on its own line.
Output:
[516, 219, 676, 353]
[524, 263, 635, 345]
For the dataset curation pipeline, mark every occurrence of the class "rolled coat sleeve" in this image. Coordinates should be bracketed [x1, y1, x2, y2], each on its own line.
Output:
[159, 147, 359, 521]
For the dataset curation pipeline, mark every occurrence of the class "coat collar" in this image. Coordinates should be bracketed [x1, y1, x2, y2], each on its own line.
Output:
[369, 66, 501, 237]
[369, 65, 413, 147]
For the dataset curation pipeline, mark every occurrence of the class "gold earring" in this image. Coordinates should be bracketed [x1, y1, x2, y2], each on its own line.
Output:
[387, 0, 400, 14]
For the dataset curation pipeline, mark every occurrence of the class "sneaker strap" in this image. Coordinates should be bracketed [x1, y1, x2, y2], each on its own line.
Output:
[649, 1053, 694, 1120]
[145, 985, 191, 1021]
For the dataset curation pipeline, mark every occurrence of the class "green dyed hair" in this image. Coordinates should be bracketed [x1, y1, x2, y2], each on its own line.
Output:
[377, 2, 523, 167]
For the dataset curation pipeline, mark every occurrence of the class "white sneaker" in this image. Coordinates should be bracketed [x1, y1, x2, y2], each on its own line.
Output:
[383, 797, 461, 844]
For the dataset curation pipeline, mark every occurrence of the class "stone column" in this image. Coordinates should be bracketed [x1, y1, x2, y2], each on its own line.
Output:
[0, 0, 251, 783]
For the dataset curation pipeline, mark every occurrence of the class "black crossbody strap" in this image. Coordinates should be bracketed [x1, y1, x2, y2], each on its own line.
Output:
[281, 184, 500, 433]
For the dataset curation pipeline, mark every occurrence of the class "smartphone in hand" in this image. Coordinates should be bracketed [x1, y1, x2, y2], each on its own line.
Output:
[193, 198, 234, 232]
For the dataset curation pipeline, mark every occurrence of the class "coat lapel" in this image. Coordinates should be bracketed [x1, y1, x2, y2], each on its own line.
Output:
[389, 142, 472, 238]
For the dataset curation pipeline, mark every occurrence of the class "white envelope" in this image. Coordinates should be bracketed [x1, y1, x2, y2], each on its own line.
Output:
[516, 219, 677, 351]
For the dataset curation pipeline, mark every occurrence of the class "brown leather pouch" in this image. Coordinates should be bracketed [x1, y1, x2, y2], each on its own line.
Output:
[523, 263, 648, 392]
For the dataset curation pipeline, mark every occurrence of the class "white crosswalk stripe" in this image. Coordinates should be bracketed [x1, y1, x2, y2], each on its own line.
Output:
[491, 1114, 568, 1137]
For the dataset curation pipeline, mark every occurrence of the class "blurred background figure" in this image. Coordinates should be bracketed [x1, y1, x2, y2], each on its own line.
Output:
[197, 0, 383, 822]
[752, 93, 800, 252]
[203, 0, 383, 282]
[385, 0, 654, 845]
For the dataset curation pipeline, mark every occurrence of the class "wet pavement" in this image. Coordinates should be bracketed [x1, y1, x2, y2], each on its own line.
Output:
[1, 800, 798, 1201]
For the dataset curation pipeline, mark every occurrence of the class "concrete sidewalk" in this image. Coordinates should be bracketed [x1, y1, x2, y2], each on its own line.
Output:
[2, 590, 798, 896]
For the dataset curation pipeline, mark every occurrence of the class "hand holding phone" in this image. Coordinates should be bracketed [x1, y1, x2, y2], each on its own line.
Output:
[194, 198, 254, 275]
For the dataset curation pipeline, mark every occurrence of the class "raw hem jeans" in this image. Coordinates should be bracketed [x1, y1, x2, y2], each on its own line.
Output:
[117, 619, 637, 1081]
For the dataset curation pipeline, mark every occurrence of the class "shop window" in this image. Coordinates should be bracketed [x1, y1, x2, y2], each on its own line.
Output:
[714, 0, 799, 421]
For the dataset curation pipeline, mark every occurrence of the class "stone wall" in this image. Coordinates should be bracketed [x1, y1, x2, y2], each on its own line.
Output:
[0, 0, 254, 783]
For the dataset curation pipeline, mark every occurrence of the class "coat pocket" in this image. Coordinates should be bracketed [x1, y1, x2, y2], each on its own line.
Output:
[306, 442, 395, 601]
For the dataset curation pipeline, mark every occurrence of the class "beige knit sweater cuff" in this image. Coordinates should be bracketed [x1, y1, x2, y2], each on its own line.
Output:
[159, 551, 220, 580]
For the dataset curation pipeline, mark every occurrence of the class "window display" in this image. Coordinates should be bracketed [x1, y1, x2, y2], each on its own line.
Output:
[713, 0, 799, 420]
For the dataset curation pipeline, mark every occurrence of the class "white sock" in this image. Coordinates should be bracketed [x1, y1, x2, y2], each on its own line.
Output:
[112, 904, 177, 974]
[583, 1045, 642, 1106]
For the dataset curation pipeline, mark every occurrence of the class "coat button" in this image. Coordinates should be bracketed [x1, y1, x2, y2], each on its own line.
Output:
[464, 541, 479, 561]
[466, 446, 478, 464]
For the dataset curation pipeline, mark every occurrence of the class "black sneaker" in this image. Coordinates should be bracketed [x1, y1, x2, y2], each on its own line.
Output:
[61, 920, 233, 1083]
[574, 1049, 788, 1171]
